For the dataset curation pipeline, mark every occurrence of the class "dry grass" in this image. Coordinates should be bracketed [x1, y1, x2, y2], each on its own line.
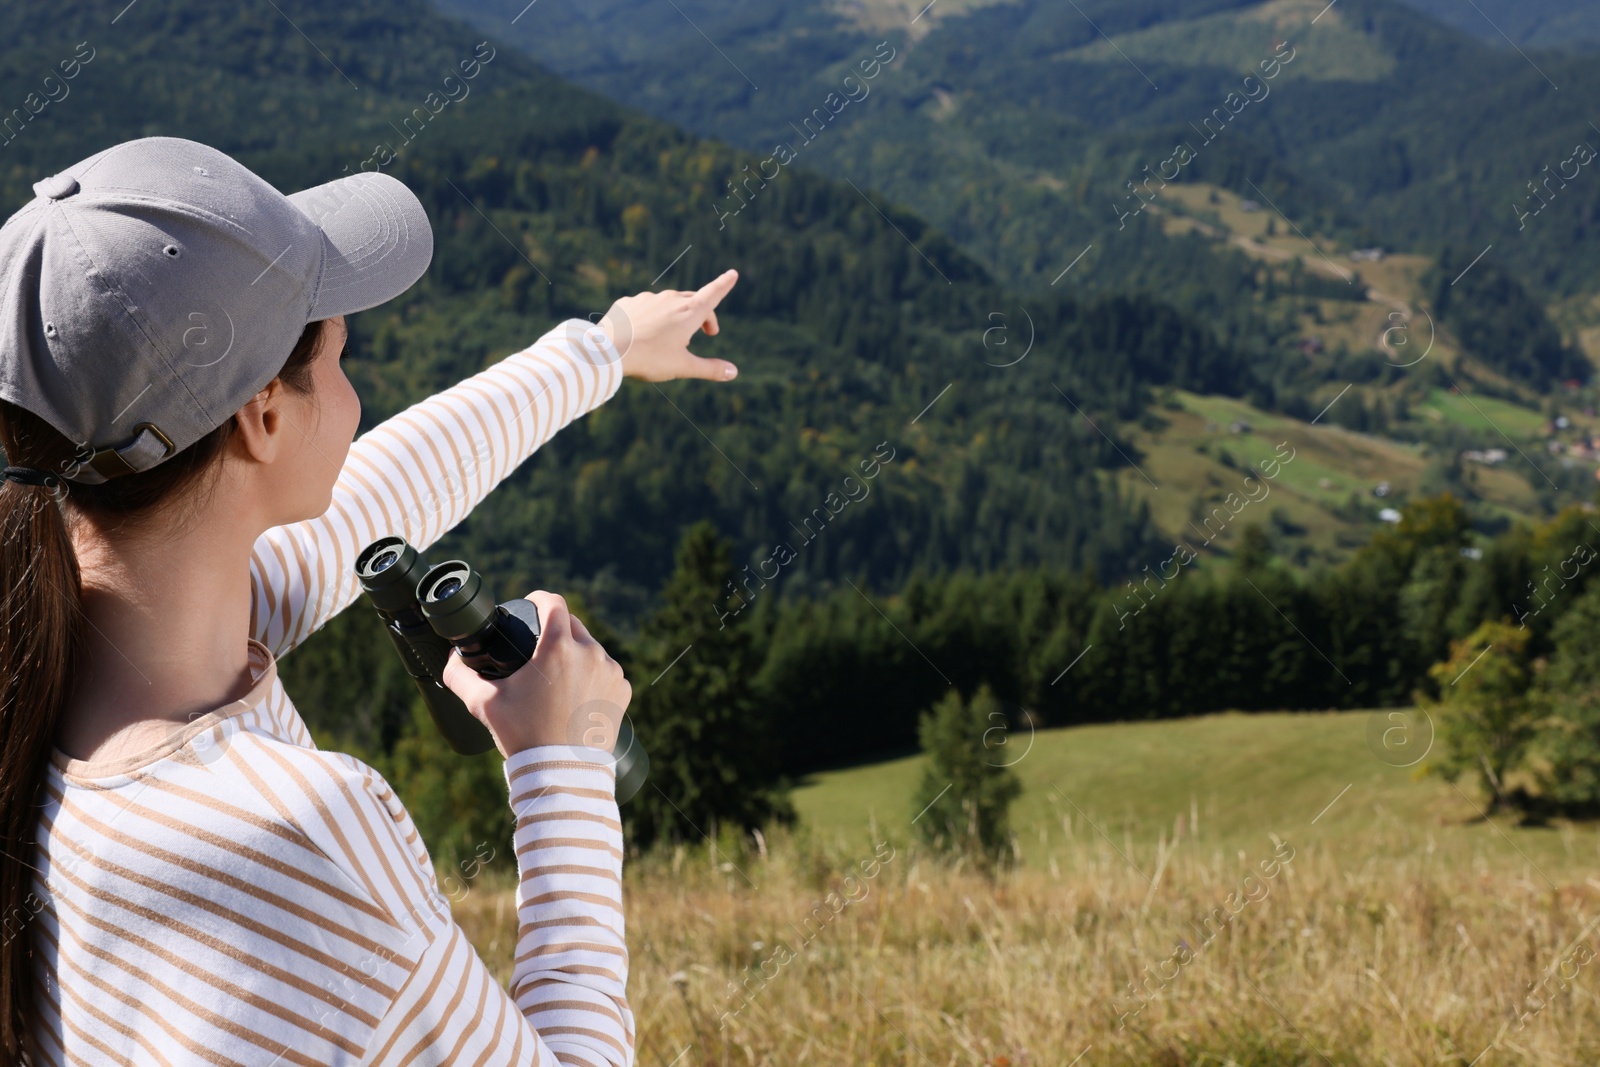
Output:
[454, 818, 1600, 1067]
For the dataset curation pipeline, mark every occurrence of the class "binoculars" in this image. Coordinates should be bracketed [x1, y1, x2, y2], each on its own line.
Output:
[354, 536, 648, 803]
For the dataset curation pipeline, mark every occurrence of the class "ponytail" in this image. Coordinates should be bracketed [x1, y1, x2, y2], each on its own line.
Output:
[0, 318, 327, 1060]
[0, 468, 79, 1062]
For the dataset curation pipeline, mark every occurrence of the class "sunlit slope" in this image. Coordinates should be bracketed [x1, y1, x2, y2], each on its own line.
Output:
[793, 708, 1598, 882]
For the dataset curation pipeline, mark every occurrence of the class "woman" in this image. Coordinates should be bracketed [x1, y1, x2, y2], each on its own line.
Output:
[0, 136, 740, 1065]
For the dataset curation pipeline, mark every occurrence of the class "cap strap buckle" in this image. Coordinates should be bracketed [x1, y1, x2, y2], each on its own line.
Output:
[79, 423, 175, 482]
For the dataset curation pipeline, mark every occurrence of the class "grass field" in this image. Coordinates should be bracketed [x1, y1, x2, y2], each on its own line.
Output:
[456, 711, 1600, 1065]
[1115, 390, 1539, 567]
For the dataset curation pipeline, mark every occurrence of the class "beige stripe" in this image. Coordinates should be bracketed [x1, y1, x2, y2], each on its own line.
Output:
[518, 862, 622, 887]
[510, 783, 616, 806]
[516, 992, 626, 1031]
[457, 379, 519, 466]
[335, 758, 435, 906]
[389, 410, 463, 537]
[503, 999, 531, 1067]
[566, 343, 601, 414]
[295, 520, 331, 651]
[228, 731, 344, 855]
[248, 576, 259, 639]
[509, 760, 616, 783]
[324, 491, 371, 561]
[444, 383, 507, 485]
[516, 914, 619, 936]
[360, 435, 433, 541]
[548, 1046, 608, 1067]
[57, 991, 171, 1067]
[531, 1023, 626, 1058]
[253, 743, 391, 908]
[414, 400, 483, 507]
[268, 535, 310, 648]
[366, 924, 466, 1065]
[515, 939, 627, 962]
[250, 541, 283, 634]
[55, 792, 396, 957]
[520, 889, 624, 916]
[59, 890, 368, 1054]
[537, 342, 587, 425]
[120, 774, 390, 919]
[402, 934, 491, 1067]
[48, 847, 382, 1028]
[307, 496, 363, 644]
[49, 794, 398, 981]
[518, 351, 563, 444]
[534, 962, 622, 984]
[516, 836, 623, 861]
[55, 924, 234, 1067]
[60, 910, 347, 1067]
[380, 412, 449, 527]
[515, 808, 622, 834]
[502, 357, 552, 445]
[337, 460, 398, 543]
[364, 774, 426, 860]
[518, 979, 630, 1030]
[575, 339, 606, 412]
[464, 973, 513, 1067]
[31, 931, 70, 1065]
[477, 361, 545, 456]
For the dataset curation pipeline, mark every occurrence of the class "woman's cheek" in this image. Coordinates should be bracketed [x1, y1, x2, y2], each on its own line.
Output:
[330, 371, 361, 469]
[312, 356, 361, 482]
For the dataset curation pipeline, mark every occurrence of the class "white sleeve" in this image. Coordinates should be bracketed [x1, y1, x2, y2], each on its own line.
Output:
[247, 320, 624, 658]
[360, 747, 633, 1067]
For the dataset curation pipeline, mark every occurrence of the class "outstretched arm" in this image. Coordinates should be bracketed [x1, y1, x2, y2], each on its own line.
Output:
[248, 320, 625, 659]
[249, 268, 744, 660]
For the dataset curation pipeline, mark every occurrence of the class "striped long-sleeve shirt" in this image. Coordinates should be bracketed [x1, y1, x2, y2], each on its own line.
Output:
[28, 320, 634, 1066]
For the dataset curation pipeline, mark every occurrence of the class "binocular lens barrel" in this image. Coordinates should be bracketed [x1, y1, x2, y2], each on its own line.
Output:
[357, 538, 647, 802]
[419, 560, 542, 680]
[355, 538, 497, 755]
[356, 537, 429, 613]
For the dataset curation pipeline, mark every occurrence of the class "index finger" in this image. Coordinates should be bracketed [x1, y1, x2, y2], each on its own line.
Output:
[692, 269, 739, 311]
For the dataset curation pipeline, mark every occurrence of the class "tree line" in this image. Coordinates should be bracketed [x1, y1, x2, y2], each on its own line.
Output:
[284, 492, 1600, 864]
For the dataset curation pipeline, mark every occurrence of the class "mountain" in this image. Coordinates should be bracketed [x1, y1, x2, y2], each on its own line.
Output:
[5, 0, 1594, 620]
[422, 0, 1600, 526]
[431, 0, 1600, 303]
[1393, 0, 1600, 51]
[2, 0, 1237, 623]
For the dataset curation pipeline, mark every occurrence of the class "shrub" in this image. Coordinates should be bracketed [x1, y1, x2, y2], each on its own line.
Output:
[912, 685, 1023, 866]
[1422, 620, 1540, 813]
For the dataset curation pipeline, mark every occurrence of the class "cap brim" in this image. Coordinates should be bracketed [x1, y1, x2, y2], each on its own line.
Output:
[286, 171, 434, 321]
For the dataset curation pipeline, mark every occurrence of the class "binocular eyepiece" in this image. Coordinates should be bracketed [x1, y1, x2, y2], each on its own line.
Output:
[355, 536, 648, 803]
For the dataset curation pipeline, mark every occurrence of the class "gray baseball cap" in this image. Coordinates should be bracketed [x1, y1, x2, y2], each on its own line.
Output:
[0, 136, 434, 483]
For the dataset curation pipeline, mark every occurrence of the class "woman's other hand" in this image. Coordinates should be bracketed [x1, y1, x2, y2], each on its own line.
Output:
[440, 592, 631, 759]
[601, 269, 740, 383]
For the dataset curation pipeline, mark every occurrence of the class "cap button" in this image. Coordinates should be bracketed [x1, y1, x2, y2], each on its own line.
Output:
[33, 173, 79, 201]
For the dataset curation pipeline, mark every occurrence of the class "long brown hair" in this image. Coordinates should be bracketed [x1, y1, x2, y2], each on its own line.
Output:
[0, 319, 328, 1060]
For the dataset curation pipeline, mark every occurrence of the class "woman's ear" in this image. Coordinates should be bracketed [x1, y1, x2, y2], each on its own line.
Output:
[230, 378, 287, 464]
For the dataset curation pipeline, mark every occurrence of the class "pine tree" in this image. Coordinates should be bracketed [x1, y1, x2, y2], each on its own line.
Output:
[912, 684, 1023, 866]
[623, 521, 792, 849]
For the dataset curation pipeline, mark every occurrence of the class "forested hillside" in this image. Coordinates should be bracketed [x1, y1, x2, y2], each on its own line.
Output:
[1, 0, 1241, 611]
[436, 0, 1600, 548]
[1394, 0, 1600, 51]
[439, 0, 1600, 302]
